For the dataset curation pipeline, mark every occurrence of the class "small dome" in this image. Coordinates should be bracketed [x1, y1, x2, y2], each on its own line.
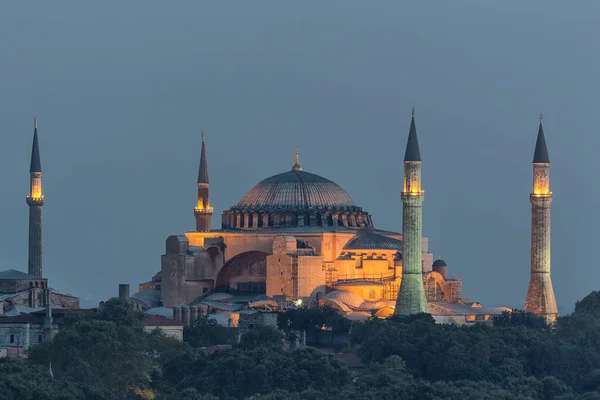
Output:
[432, 259, 447, 267]
[205, 293, 234, 301]
[359, 300, 389, 310]
[324, 290, 364, 309]
[343, 229, 403, 251]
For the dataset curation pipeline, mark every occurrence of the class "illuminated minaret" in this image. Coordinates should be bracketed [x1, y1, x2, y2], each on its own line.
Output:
[525, 114, 558, 322]
[26, 118, 45, 278]
[194, 131, 213, 231]
[395, 108, 428, 315]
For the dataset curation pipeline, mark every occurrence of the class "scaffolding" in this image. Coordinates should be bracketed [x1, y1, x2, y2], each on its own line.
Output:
[291, 254, 299, 301]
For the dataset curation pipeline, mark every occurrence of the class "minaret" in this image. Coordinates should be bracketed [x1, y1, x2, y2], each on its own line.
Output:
[525, 114, 558, 322]
[26, 117, 45, 278]
[395, 108, 429, 315]
[194, 131, 213, 231]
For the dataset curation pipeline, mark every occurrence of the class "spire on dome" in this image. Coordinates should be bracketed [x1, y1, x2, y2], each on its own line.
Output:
[404, 108, 421, 162]
[292, 146, 303, 172]
[197, 131, 209, 183]
[30, 117, 42, 173]
[533, 115, 550, 164]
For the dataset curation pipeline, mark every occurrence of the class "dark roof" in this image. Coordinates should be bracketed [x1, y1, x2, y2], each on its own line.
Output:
[198, 133, 209, 183]
[202, 344, 232, 355]
[404, 116, 421, 162]
[234, 170, 357, 212]
[0, 314, 45, 324]
[533, 122, 550, 163]
[432, 259, 447, 267]
[143, 314, 184, 327]
[343, 229, 403, 251]
[30, 126, 42, 173]
[131, 289, 161, 308]
[0, 269, 44, 280]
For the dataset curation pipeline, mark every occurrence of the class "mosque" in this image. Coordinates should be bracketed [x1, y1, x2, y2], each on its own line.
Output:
[132, 110, 563, 325]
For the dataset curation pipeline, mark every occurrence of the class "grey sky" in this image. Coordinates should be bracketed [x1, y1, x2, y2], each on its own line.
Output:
[1, 1, 598, 311]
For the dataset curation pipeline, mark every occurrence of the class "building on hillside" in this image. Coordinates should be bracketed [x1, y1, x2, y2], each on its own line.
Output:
[0, 304, 56, 356]
[0, 120, 79, 315]
[132, 117, 474, 322]
[143, 315, 184, 341]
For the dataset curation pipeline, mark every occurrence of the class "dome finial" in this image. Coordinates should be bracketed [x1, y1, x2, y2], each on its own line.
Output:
[292, 146, 302, 172]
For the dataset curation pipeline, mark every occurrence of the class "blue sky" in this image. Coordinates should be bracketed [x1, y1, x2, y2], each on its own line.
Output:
[1, 1, 598, 311]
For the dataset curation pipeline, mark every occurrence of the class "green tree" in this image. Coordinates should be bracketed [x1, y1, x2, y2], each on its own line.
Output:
[238, 326, 283, 350]
[183, 317, 236, 348]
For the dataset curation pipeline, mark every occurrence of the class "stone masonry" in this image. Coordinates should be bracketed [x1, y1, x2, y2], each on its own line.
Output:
[525, 119, 558, 322]
[395, 112, 428, 315]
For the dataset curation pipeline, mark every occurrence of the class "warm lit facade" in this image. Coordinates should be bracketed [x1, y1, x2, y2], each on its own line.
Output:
[135, 128, 465, 312]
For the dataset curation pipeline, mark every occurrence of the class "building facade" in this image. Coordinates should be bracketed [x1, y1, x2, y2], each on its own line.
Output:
[135, 123, 465, 313]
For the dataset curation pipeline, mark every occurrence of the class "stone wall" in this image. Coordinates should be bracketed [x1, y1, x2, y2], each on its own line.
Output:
[238, 312, 278, 335]
[0, 323, 54, 351]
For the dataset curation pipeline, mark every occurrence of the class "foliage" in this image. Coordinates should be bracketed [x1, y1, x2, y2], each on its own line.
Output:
[9, 292, 600, 399]
[183, 316, 237, 348]
[492, 309, 550, 330]
[237, 326, 283, 350]
[277, 305, 352, 335]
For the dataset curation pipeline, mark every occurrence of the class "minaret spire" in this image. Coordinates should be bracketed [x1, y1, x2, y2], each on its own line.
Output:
[533, 116, 550, 163]
[194, 131, 213, 231]
[525, 115, 558, 322]
[197, 130, 209, 184]
[26, 118, 45, 278]
[395, 109, 428, 315]
[404, 107, 421, 162]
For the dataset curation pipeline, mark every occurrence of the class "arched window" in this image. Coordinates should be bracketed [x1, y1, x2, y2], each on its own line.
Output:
[368, 289, 376, 299]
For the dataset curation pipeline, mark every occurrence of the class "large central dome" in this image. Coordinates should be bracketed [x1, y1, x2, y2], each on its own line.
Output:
[236, 170, 356, 211]
[221, 153, 373, 231]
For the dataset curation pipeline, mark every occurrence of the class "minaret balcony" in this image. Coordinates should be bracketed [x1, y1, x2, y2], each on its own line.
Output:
[26, 195, 45, 206]
[194, 206, 214, 214]
[531, 192, 552, 197]
[401, 190, 424, 196]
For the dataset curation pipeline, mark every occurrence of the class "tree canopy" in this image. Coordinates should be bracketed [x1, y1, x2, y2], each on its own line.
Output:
[4, 292, 600, 399]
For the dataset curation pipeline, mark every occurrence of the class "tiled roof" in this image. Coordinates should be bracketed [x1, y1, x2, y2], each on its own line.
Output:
[343, 229, 402, 251]
[0, 314, 45, 324]
[0, 269, 43, 280]
[143, 315, 184, 327]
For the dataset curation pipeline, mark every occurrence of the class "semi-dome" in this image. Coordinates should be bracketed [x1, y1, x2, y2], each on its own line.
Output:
[343, 228, 403, 251]
[324, 290, 364, 309]
[221, 152, 373, 231]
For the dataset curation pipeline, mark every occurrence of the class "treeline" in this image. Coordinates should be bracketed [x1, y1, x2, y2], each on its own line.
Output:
[1, 293, 600, 399]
